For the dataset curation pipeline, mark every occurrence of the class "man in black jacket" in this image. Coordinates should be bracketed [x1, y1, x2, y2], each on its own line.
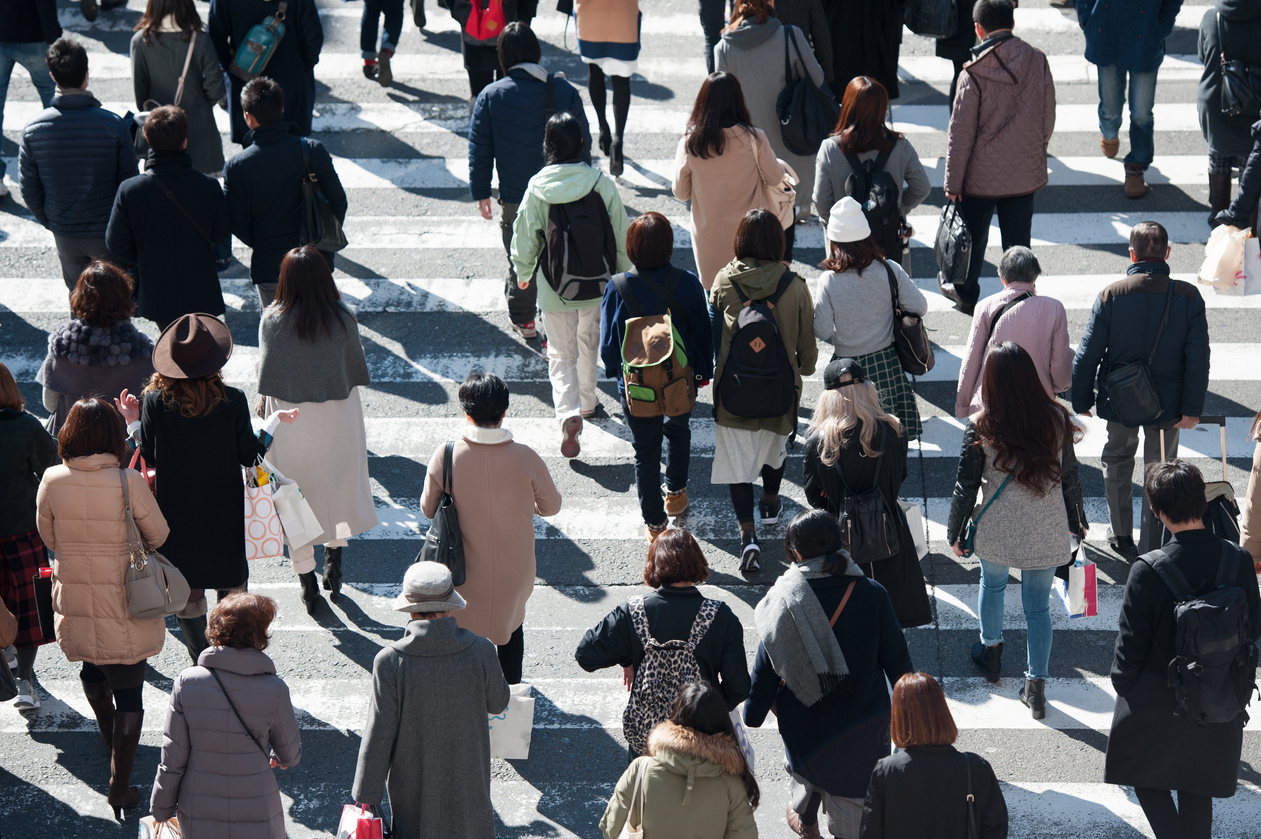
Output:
[1071, 221, 1210, 558]
[106, 106, 229, 331]
[0, 0, 59, 198]
[223, 77, 347, 308]
[18, 38, 137, 290]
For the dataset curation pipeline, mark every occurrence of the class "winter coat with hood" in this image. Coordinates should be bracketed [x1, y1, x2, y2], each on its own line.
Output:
[36, 456, 169, 665]
[352, 618, 511, 839]
[711, 259, 818, 436]
[150, 646, 302, 839]
[510, 163, 632, 313]
[599, 720, 758, 839]
[1076, 0, 1184, 73]
[945, 34, 1056, 199]
[0, 408, 58, 536]
[131, 25, 227, 175]
[1198, 0, 1261, 158]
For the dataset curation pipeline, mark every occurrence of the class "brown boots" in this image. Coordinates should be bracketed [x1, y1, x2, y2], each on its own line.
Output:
[108, 711, 144, 820]
[81, 678, 115, 749]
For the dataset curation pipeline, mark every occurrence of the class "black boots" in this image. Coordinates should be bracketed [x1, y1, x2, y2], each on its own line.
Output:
[81, 677, 115, 749]
[1020, 677, 1047, 720]
[108, 710, 143, 820]
[1208, 171, 1233, 227]
[610, 137, 624, 177]
[176, 616, 209, 664]
[971, 641, 1002, 684]
[299, 571, 324, 616]
[322, 547, 343, 598]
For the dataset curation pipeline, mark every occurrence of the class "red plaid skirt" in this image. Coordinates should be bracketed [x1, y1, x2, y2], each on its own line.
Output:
[1, 529, 52, 649]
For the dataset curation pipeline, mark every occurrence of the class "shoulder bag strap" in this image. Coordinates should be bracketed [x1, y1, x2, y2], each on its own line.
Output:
[611, 272, 644, 318]
[964, 752, 979, 839]
[972, 472, 1013, 528]
[146, 172, 214, 246]
[118, 468, 147, 561]
[1219, 11, 1229, 65]
[884, 260, 902, 315]
[829, 580, 857, 627]
[544, 72, 555, 119]
[985, 292, 1033, 344]
[208, 668, 271, 758]
[173, 30, 196, 108]
[1141, 548, 1194, 602]
[443, 440, 455, 496]
[784, 25, 805, 83]
[750, 131, 769, 187]
[1146, 281, 1176, 368]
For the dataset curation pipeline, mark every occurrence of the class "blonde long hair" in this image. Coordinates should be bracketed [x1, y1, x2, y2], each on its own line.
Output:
[807, 374, 902, 463]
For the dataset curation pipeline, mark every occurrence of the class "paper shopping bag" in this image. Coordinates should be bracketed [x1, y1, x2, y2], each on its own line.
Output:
[273, 483, 324, 548]
[489, 683, 535, 760]
[138, 815, 180, 838]
[243, 470, 285, 561]
[898, 500, 929, 559]
[336, 804, 383, 839]
[1052, 556, 1097, 618]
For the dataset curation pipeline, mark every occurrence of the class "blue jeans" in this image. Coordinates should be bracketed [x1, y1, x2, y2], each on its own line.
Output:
[1097, 64, 1157, 169]
[624, 395, 692, 527]
[0, 41, 55, 180]
[978, 559, 1056, 680]
[361, 0, 405, 59]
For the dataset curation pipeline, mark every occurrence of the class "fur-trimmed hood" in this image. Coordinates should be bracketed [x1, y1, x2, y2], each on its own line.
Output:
[647, 720, 746, 779]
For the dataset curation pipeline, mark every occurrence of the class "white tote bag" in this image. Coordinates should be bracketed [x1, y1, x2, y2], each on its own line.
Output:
[898, 500, 929, 559]
[263, 459, 325, 549]
[489, 683, 535, 760]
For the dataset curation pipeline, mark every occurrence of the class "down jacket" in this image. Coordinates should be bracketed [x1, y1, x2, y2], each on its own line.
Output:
[18, 92, 139, 237]
[36, 455, 169, 665]
[1076, 0, 1184, 73]
[944, 35, 1056, 199]
[151, 645, 302, 838]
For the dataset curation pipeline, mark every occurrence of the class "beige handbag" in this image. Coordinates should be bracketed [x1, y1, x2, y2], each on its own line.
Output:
[618, 762, 647, 839]
[751, 134, 798, 230]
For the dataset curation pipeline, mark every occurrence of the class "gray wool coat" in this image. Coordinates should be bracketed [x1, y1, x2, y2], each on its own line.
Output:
[352, 618, 511, 839]
[130, 28, 227, 175]
[150, 646, 302, 839]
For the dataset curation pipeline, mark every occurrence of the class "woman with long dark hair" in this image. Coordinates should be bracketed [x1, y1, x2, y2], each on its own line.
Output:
[600, 681, 759, 839]
[672, 72, 789, 292]
[946, 342, 1087, 718]
[257, 247, 377, 610]
[814, 76, 930, 267]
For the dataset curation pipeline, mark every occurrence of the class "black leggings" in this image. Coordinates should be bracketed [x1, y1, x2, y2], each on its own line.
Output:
[497, 623, 525, 685]
[586, 64, 630, 139]
[729, 464, 786, 524]
[80, 661, 146, 712]
[1134, 788, 1212, 839]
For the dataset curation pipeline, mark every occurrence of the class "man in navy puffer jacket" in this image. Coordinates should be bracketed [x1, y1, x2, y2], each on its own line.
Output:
[469, 22, 590, 340]
[18, 37, 136, 290]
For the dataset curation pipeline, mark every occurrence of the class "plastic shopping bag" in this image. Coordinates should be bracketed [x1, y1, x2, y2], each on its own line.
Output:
[244, 465, 285, 561]
[489, 683, 535, 760]
[1198, 225, 1249, 294]
[1052, 555, 1097, 618]
[729, 709, 755, 773]
[336, 804, 384, 839]
[1244, 235, 1261, 294]
[138, 815, 180, 838]
[898, 500, 929, 559]
[264, 459, 325, 549]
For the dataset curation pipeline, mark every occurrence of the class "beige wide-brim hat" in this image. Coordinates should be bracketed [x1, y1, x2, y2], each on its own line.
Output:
[392, 561, 467, 614]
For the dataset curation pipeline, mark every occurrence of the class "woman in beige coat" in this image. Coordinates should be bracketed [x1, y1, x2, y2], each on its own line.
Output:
[419, 373, 561, 684]
[37, 397, 170, 820]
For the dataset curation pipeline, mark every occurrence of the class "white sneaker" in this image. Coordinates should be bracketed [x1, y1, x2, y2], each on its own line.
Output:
[0, 180, 11, 199]
[14, 678, 39, 711]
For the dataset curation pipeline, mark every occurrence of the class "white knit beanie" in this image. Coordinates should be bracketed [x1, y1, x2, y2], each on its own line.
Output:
[826, 196, 871, 243]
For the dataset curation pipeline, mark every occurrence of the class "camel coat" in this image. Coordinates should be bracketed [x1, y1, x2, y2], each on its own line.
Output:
[419, 427, 561, 646]
[36, 454, 170, 665]
[673, 126, 787, 290]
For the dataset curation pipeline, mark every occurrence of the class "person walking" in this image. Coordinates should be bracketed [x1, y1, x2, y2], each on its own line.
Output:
[954, 246, 1072, 419]
[672, 72, 790, 291]
[224, 77, 347, 309]
[600, 682, 760, 839]
[859, 672, 1008, 839]
[469, 22, 591, 341]
[449, 0, 522, 99]
[563, 0, 639, 175]
[18, 37, 137, 290]
[1071, 221, 1210, 558]
[598, 213, 712, 540]
[0, 0, 59, 198]
[116, 314, 298, 660]
[511, 112, 631, 458]
[773, 0, 833, 86]
[576, 529, 751, 757]
[257, 247, 378, 610]
[745, 509, 913, 839]
[819, 0, 905, 101]
[419, 373, 561, 685]
[942, 0, 1055, 316]
[711, 210, 817, 572]
[131, 0, 227, 176]
[1077, 0, 1185, 199]
[106, 105, 230, 331]
[36, 262, 154, 435]
[814, 76, 930, 268]
[36, 397, 170, 820]
[812, 198, 926, 439]
[1105, 460, 1261, 839]
[1198, 0, 1261, 225]
[209, 0, 323, 144]
[715, 0, 826, 226]
[0, 363, 57, 713]
[351, 561, 511, 839]
[803, 358, 932, 629]
[149, 593, 302, 838]
[947, 342, 1087, 718]
[360, 0, 403, 86]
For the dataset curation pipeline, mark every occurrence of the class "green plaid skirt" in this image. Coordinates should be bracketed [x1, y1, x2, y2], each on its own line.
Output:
[844, 344, 922, 441]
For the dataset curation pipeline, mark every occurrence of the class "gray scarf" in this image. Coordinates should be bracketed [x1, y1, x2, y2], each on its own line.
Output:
[754, 554, 863, 707]
[509, 62, 548, 82]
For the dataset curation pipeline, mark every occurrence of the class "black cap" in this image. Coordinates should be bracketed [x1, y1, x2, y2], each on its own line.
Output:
[824, 358, 866, 390]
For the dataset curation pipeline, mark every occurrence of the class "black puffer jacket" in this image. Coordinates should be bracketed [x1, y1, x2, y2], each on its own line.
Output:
[0, 409, 58, 536]
[18, 92, 138, 237]
[0, 0, 60, 44]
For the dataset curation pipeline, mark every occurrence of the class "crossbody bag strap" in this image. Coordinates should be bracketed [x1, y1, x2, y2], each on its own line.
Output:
[611, 272, 644, 318]
[985, 291, 1032, 344]
[964, 752, 979, 839]
[832, 423, 888, 499]
[174, 30, 196, 108]
[972, 472, 1013, 528]
[1219, 11, 1229, 65]
[1146, 281, 1175, 368]
[208, 668, 271, 758]
[829, 580, 857, 627]
[146, 172, 214, 246]
[443, 440, 455, 496]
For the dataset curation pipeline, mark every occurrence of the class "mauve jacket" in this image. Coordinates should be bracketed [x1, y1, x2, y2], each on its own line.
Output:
[151, 645, 302, 839]
[945, 35, 1056, 199]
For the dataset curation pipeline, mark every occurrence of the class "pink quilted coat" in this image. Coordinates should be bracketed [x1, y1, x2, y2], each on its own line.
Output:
[944, 35, 1056, 198]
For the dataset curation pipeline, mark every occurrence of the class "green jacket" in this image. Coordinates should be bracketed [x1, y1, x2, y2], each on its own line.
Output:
[710, 258, 818, 436]
[599, 721, 759, 839]
[509, 163, 632, 313]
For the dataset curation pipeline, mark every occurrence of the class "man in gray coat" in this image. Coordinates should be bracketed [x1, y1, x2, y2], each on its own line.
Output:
[352, 562, 510, 839]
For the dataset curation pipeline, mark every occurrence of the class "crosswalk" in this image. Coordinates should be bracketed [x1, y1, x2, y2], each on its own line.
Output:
[1, 1, 1259, 837]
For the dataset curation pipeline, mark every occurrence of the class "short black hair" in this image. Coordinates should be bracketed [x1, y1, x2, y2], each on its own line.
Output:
[498, 22, 541, 75]
[459, 372, 510, 426]
[973, 0, 1015, 32]
[143, 105, 189, 152]
[47, 38, 88, 89]
[1145, 460, 1208, 525]
[1129, 221, 1169, 260]
[733, 209, 786, 262]
[543, 112, 585, 165]
[241, 76, 285, 125]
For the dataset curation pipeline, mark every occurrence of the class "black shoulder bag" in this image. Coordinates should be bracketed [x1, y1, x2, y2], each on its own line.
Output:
[886, 261, 935, 375]
[208, 668, 270, 758]
[416, 441, 466, 585]
[775, 25, 839, 156]
[1219, 11, 1261, 118]
[298, 139, 349, 253]
[1098, 281, 1173, 428]
[832, 424, 900, 564]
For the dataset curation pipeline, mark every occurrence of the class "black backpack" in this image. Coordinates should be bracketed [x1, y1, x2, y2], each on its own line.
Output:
[833, 425, 900, 564]
[717, 271, 798, 420]
[842, 148, 903, 259]
[541, 183, 616, 302]
[1143, 544, 1259, 726]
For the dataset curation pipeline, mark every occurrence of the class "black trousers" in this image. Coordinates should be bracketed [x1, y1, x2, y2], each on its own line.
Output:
[957, 191, 1036, 304]
[1133, 787, 1212, 839]
[497, 623, 525, 684]
[80, 660, 146, 712]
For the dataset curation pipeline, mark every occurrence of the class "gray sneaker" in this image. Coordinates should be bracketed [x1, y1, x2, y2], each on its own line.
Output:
[14, 678, 39, 711]
[2, 645, 15, 672]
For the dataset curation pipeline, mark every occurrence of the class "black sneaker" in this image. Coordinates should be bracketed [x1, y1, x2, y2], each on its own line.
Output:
[80, 0, 99, 21]
[377, 49, 393, 87]
[411, 0, 427, 28]
[1108, 533, 1138, 560]
[740, 531, 761, 573]
[363, 62, 378, 81]
[759, 495, 783, 526]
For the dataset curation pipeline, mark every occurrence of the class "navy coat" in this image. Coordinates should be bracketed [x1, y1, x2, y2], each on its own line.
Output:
[1071, 263, 1210, 427]
[1076, 0, 1184, 72]
[1198, 0, 1261, 158]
